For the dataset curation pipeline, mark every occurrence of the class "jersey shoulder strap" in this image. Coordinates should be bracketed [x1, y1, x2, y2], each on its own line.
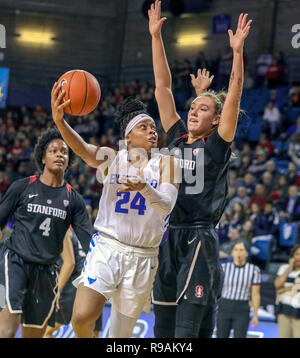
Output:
[65, 182, 74, 208]
[29, 175, 37, 184]
[66, 183, 72, 194]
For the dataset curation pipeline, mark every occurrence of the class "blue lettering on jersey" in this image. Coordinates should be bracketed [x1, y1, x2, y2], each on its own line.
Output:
[109, 173, 158, 189]
[110, 174, 138, 184]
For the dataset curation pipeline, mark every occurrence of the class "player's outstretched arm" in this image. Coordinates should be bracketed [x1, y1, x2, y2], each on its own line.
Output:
[190, 68, 214, 97]
[218, 13, 252, 142]
[149, 0, 180, 133]
[51, 82, 114, 168]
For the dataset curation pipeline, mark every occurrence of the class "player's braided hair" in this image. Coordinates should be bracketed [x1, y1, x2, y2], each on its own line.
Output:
[34, 128, 75, 171]
[115, 96, 150, 138]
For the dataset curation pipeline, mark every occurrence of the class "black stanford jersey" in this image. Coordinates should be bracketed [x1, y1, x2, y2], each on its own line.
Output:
[167, 119, 232, 227]
[0, 175, 93, 264]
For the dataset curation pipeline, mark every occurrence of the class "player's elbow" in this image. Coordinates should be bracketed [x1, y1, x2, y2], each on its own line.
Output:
[155, 86, 172, 100]
[70, 257, 76, 269]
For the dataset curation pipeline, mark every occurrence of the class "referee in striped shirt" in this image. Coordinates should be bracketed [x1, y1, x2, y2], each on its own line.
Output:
[216, 239, 261, 338]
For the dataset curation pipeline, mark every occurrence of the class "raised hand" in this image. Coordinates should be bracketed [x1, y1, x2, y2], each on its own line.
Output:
[148, 0, 167, 37]
[190, 68, 214, 93]
[228, 13, 252, 53]
[51, 82, 70, 123]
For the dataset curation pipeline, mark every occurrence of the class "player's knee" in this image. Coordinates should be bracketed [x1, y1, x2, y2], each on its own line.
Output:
[72, 309, 93, 329]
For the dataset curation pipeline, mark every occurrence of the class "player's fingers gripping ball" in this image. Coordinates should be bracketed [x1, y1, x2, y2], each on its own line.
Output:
[57, 69, 101, 116]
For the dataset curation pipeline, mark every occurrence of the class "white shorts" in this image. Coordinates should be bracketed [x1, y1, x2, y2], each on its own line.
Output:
[73, 232, 159, 318]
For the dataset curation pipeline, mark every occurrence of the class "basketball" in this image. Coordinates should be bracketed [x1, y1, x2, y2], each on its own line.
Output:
[57, 69, 101, 116]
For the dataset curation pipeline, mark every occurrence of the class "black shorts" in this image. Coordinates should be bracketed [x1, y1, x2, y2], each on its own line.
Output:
[56, 279, 102, 331]
[152, 225, 224, 306]
[0, 246, 57, 328]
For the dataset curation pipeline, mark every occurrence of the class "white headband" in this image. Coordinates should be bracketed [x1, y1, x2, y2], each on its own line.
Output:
[124, 114, 155, 137]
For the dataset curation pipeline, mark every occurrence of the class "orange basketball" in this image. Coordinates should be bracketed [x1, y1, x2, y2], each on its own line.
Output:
[57, 69, 101, 116]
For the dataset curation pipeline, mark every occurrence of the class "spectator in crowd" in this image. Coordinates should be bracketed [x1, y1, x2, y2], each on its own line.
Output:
[240, 142, 252, 160]
[226, 185, 250, 215]
[278, 185, 300, 222]
[265, 59, 285, 89]
[269, 89, 284, 111]
[3, 162, 13, 182]
[8, 138, 22, 162]
[288, 82, 300, 107]
[236, 153, 251, 178]
[244, 173, 256, 197]
[288, 133, 300, 167]
[259, 133, 275, 158]
[255, 49, 273, 87]
[261, 171, 275, 197]
[262, 102, 281, 139]
[247, 183, 269, 211]
[286, 162, 298, 186]
[274, 244, 300, 338]
[240, 220, 254, 244]
[217, 240, 261, 338]
[19, 137, 33, 161]
[253, 201, 279, 236]
[248, 149, 268, 180]
[229, 202, 246, 231]
[272, 174, 289, 205]
[14, 162, 27, 181]
[247, 202, 261, 223]
[265, 160, 280, 187]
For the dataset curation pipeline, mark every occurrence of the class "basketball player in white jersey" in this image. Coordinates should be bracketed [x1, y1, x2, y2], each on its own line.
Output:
[51, 86, 179, 338]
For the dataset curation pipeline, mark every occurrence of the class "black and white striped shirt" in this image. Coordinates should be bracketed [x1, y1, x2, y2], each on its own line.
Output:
[221, 262, 261, 301]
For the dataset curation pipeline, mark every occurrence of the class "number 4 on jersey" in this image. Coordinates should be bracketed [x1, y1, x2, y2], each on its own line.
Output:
[39, 217, 51, 236]
[130, 192, 146, 215]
